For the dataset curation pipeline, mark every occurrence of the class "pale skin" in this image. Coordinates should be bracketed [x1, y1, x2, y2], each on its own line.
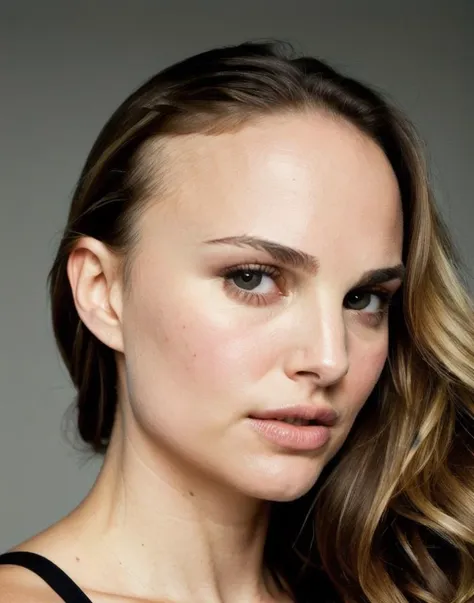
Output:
[1, 111, 404, 602]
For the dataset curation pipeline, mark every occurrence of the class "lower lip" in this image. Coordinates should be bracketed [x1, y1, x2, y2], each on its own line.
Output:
[248, 418, 331, 451]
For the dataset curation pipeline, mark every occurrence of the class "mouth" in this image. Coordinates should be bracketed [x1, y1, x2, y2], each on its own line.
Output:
[247, 407, 337, 451]
[252, 417, 321, 427]
[248, 404, 338, 427]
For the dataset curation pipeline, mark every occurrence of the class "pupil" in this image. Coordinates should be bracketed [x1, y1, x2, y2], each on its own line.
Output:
[235, 271, 262, 290]
[348, 292, 369, 309]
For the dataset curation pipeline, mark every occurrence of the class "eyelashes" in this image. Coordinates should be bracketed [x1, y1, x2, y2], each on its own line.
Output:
[222, 263, 285, 306]
[221, 263, 395, 323]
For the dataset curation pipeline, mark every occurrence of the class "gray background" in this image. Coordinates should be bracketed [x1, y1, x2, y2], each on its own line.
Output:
[1, 0, 472, 551]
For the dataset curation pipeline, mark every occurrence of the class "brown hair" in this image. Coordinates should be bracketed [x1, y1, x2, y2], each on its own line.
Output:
[48, 41, 474, 602]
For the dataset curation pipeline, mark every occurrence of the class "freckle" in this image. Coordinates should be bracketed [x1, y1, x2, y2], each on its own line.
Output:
[75, 557, 80, 562]
[188, 490, 195, 497]
[141, 543, 144, 547]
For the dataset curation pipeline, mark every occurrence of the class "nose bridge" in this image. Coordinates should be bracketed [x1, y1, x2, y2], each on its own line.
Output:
[294, 291, 349, 383]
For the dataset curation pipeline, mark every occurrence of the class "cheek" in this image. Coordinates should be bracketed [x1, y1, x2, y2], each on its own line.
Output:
[123, 281, 275, 411]
[156, 308, 275, 395]
[344, 334, 389, 417]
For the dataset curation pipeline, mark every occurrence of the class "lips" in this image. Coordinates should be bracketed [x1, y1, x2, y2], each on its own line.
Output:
[248, 404, 338, 427]
[247, 414, 334, 451]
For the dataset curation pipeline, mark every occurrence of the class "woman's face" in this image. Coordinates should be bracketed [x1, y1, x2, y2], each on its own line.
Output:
[118, 111, 404, 502]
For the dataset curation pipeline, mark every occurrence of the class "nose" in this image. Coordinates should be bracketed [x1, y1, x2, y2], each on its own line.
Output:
[284, 297, 349, 388]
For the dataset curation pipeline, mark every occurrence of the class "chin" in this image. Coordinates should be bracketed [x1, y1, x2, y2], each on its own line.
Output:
[239, 460, 324, 503]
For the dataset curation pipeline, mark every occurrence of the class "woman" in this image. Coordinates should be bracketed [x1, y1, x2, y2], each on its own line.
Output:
[0, 41, 472, 603]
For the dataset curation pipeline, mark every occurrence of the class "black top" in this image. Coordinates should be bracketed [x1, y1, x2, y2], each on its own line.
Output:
[0, 551, 93, 602]
[0, 551, 328, 602]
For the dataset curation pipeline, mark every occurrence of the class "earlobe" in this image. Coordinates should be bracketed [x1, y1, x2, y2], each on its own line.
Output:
[67, 237, 125, 353]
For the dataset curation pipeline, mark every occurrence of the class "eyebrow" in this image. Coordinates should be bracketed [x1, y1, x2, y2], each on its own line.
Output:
[353, 265, 405, 288]
[205, 235, 320, 274]
[204, 235, 405, 286]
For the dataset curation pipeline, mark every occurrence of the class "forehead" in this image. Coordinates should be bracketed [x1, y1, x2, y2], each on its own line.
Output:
[139, 111, 403, 269]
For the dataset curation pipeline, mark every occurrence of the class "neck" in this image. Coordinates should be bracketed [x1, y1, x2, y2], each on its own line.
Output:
[69, 410, 286, 603]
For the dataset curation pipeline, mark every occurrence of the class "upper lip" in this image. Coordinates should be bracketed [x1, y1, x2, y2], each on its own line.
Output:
[249, 404, 338, 426]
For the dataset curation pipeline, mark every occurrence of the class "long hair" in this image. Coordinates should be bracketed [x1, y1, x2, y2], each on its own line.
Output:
[48, 41, 474, 602]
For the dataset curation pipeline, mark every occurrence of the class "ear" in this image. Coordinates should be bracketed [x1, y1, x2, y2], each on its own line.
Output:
[67, 237, 125, 353]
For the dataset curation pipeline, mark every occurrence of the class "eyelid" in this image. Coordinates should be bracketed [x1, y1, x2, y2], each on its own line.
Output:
[220, 262, 399, 317]
[221, 263, 285, 307]
[357, 279, 403, 295]
[219, 262, 281, 276]
[348, 286, 394, 304]
[350, 283, 397, 297]
[220, 262, 287, 291]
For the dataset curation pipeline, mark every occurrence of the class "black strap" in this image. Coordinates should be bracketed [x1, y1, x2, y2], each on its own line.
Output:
[0, 551, 93, 602]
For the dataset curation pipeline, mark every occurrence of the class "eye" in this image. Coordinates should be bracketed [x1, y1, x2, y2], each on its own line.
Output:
[221, 264, 283, 306]
[344, 289, 391, 313]
[230, 268, 276, 293]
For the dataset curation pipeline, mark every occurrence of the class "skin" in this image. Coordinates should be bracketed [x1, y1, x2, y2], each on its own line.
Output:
[2, 111, 403, 602]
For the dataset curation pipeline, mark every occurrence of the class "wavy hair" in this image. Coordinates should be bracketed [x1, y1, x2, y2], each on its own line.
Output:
[48, 41, 474, 602]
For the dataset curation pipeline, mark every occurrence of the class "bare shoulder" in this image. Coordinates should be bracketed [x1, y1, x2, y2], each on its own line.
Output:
[0, 525, 73, 602]
[0, 563, 56, 602]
